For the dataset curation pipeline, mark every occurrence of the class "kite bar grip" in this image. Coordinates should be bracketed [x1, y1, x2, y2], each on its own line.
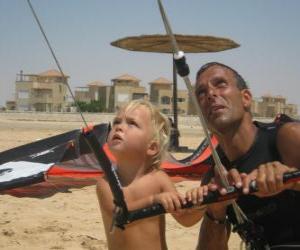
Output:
[115, 170, 300, 228]
[174, 51, 190, 77]
[116, 201, 194, 227]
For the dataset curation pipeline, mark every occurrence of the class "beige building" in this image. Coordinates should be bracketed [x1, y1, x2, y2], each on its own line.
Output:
[75, 81, 113, 112]
[5, 100, 16, 110]
[251, 95, 298, 118]
[15, 70, 68, 112]
[110, 74, 148, 111]
[75, 87, 90, 103]
[149, 77, 189, 115]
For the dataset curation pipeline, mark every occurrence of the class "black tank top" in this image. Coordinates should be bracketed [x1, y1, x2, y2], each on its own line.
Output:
[226, 121, 300, 246]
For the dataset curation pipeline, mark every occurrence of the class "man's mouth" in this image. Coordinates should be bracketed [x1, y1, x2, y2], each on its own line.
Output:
[209, 105, 226, 116]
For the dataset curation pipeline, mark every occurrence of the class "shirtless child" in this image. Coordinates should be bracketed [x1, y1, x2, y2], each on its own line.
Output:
[96, 100, 201, 250]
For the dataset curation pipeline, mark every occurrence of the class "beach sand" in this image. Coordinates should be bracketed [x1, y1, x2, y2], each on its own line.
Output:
[0, 116, 241, 250]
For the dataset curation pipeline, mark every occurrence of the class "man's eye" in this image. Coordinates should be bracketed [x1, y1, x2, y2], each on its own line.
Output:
[196, 88, 205, 97]
[216, 80, 226, 87]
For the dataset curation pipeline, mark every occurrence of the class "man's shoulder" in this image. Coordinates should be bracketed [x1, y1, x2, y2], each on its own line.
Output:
[277, 122, 300, 142]
[276, 121, 300, 167]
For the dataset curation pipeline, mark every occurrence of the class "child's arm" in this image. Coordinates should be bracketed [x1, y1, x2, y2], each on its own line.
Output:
[96, 177, 115, 212]
[96, 177, 120, 240]
[157, 171, 206, 227]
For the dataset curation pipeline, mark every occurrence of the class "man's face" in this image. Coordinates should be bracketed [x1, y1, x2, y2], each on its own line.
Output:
[195, 65, 250, 133]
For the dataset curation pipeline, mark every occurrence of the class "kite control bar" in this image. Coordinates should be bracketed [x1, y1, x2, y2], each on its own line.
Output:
[114, 170, 300, 229]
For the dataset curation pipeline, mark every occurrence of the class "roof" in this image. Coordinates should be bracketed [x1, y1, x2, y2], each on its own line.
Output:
[149, 77, 172, 85]
[262, 94, 285, 99]
[87, 80, 106, 86]
[38, 69, 69, 78]
[112, 74, 140, 82]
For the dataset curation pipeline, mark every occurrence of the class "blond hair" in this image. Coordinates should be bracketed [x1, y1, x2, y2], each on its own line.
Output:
[121, 99, 170, 168]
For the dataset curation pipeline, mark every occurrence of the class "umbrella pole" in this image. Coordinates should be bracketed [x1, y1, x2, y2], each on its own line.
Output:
[170, 55, 180, 150]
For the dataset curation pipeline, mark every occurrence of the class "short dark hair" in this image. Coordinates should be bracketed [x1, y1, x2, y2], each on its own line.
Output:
[196, 62, 248, 90]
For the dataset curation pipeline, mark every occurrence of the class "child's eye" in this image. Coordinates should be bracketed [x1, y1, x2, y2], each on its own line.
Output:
[112, 118, 121, 126]
[128, 120, 138, 127]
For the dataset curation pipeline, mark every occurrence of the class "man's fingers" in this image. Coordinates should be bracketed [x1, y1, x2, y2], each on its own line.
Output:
[257, 165, 268, 194]
[240, 173, 251, 194]
[273, 161, 285, 191]
[228, 168, 242, 188]
[266, 162, 277, 193]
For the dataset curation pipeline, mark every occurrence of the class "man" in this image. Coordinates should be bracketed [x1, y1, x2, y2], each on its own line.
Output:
[194, 62, 300, 249]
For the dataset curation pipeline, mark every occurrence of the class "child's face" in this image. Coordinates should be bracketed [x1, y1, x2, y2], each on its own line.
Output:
[107, 105, 156, 161]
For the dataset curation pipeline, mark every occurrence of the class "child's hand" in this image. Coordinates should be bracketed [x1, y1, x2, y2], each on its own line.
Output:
[186, 185, 210, 205]
[153, 192, 186, 213]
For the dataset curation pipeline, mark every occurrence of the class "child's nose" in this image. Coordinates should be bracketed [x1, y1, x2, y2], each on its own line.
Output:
[115, 122, 124, 131]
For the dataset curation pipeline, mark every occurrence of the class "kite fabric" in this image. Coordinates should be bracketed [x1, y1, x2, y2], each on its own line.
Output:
[0, 123, 214, 197]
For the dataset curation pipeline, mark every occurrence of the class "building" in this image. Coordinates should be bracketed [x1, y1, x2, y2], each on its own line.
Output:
[75, 74, 147, 112]
[251, 94, 298, 118]
[75, 86, 90, 103]
[15, 70, 68, 112]
[149, 77, 189, 115]
[110, 74, 148, 111]
[75, 81, 112, 112]
[5, 100, 16, 110]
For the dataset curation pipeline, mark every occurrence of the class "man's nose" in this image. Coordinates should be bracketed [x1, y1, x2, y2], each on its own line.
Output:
[207, 85, 217, 100]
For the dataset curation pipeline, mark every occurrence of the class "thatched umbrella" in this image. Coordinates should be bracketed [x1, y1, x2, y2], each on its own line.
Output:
[111, 34, 239, 150]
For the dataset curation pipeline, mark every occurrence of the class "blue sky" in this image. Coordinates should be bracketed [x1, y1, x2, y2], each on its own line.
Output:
[1, 0, 300, 110]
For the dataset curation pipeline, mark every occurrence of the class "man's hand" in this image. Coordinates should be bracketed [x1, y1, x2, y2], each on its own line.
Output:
[213, 165, 243, 195]
[239, 161, 296, 197]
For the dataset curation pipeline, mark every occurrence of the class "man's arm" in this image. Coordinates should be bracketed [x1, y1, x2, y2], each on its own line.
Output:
[197, 208, 231, 250]
[277, 122, 300, 168]
[196, 167, 236, 250]
[277, 122, 300, 191]
[237, 122, 300, 197]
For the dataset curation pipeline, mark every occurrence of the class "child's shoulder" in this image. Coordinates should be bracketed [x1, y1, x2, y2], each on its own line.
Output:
[144, 169, 172, 186]
[148, 169, 169, 179]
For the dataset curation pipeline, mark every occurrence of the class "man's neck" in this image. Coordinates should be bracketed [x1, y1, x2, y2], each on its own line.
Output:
[217, 116, 258, 162]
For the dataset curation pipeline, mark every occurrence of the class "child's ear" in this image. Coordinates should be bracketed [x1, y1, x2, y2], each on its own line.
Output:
[147, 141, 159, 156]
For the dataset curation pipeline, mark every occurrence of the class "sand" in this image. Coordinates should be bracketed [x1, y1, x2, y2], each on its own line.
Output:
[0, 115, 241, 250]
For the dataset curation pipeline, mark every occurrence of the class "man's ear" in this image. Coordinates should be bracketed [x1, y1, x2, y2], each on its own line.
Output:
[241, 89, 252, 110]
[147, 141, 159, 157]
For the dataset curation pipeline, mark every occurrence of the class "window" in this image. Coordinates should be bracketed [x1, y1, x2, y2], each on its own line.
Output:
[161, 96, 170, 104]
[18, 90, 29, 99]
[161, 109, 170, 114]
[132, 93, 146, 100]
[117, 93, 130, 102]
